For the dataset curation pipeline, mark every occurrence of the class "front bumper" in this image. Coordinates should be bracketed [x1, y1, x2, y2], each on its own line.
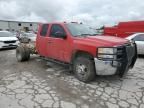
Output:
[0, 43, 18, 49]
[94, 58, 118, 75]
[94, 43, 137, 76]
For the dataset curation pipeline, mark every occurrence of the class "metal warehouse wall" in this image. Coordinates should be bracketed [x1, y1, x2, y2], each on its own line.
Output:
[0, 20, 38, 31]
[0, 21, 9, 30]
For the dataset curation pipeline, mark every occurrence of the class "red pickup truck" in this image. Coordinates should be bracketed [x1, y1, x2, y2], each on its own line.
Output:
[16, 22, 137, 82]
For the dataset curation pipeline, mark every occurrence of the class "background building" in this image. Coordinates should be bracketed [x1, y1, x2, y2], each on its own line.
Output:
[0, 20, 38, 32]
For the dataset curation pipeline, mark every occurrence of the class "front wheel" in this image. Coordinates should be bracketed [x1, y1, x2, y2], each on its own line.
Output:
[16, 46, 30, 62]
[73, 56, 96, 83]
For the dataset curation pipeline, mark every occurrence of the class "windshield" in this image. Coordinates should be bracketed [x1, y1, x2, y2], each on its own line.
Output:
[66, 23, 98, 37]
[0, 31, 13, 37]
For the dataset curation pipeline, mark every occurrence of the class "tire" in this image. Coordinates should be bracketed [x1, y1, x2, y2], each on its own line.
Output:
[16, 46, 30, 62]
[16, 46, 25, 62]
[73, 55, 96, 83]
[23, 47, 30, 61]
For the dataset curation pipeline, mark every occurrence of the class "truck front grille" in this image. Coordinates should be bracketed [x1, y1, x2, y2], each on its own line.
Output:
[116, 43, 135, 61]
[116, 47, 124, 60]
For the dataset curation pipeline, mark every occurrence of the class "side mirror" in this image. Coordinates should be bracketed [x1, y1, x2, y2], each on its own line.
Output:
[55, 31, 67, 39]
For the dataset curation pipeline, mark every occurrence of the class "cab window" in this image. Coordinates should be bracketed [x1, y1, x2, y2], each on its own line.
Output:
[50, 24, 66, 38]
[40, 24, 49, 36]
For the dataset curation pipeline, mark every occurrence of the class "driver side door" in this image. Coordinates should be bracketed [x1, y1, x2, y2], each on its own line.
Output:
[47, 24, 69, 62]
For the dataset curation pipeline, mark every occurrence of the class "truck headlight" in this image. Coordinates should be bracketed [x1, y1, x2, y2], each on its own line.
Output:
[97, 48, 117, 59]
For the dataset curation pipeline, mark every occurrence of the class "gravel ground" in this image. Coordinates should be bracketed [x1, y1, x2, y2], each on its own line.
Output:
[0, 49, 144, 108]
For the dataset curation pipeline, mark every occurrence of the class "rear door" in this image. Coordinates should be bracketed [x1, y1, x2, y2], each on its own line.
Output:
[36, 24, 49, 56]
[133, 34, 144, 54]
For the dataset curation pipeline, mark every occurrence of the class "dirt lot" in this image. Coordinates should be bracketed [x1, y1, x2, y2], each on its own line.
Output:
[0, 49, 144, 108]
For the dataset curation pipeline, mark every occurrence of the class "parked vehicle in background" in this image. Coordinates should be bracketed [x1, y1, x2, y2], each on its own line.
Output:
[0, 31, 18, 49]
[104, 21, 144, 38]
[16, 22, 137, 82]
[17, 32, 36, 43]
[126, 33, 144, 55]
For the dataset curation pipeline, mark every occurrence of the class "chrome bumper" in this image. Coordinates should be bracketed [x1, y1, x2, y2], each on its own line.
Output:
[94, 58, 118, 75]
[94, 43, 137, 76]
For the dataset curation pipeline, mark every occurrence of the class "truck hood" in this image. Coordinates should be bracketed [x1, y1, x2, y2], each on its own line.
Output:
[73, 36, 129, 47]
[0, 37, 18, 41]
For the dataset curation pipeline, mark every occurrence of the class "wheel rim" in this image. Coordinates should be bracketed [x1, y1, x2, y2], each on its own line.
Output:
[76, 63, 88, 78]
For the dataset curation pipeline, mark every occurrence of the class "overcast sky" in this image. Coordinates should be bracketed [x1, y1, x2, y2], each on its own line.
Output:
[0, 0, 144, 27]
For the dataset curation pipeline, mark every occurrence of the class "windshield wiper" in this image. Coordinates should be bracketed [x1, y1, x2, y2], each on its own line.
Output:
[80, 33, 99, 36]
[74, 34, 88, 37]
[89, 34, 99, 36]
[81, 34, 91, 36]
[74, 33, 98, 37]
[76, 34, 91, 37]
